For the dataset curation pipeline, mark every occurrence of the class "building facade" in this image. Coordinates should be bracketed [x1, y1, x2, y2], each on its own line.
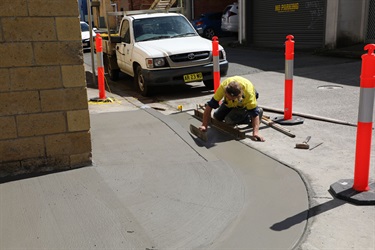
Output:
[0, 0, 92, 178]
[80, 0, 373, 49]
[246, 0, 372, 49]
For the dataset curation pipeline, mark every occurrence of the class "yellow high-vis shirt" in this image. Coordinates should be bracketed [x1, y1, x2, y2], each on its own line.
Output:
[213, 76, 258, 110]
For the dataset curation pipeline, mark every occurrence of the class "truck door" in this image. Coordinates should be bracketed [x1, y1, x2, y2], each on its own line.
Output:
[116, 19, 133, 75]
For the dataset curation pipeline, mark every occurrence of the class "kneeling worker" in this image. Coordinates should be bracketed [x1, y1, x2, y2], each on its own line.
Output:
[199, 76, 265, 142]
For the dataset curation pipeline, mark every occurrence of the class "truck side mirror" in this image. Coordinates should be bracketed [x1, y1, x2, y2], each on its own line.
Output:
[110, 36, 122, 44]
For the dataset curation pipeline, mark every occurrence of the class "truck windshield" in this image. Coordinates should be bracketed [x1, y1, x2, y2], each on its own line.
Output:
[133, 16, 197, 42]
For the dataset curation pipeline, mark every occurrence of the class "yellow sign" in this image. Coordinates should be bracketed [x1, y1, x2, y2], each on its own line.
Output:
[275, 3, 299, 13]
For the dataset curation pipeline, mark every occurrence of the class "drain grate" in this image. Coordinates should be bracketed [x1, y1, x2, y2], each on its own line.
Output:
[317, 85, 343, 90]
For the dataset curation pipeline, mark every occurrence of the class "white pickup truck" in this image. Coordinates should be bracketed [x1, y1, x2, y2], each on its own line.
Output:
[101, 11, 229, 96]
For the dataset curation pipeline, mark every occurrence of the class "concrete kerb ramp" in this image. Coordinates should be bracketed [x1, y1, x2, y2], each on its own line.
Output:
[167, 109, 309, 249]
[92, 107, 310, 249]
[0, 107, 309, 249]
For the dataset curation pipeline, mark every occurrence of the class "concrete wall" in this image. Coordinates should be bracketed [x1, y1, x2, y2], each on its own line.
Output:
[336, 0, 368, 46]
[326, 0, 369, 48]
[325, 0, 339, 49]
[0, 0, 92, 178]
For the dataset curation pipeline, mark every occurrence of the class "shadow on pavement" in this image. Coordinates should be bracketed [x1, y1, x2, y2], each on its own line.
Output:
[224, 44, 362, 87]
[270, 198, 346, 231]
[86, 70, 214, 104]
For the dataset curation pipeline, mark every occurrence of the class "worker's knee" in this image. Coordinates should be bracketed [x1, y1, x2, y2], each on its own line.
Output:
[224, 116, 237, 125]
[213, 112, 225, 122]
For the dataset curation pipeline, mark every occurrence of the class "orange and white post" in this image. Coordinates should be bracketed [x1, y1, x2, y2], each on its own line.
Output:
[284, 35, 294, 120]
[353, 44, 375, 192]
[212, 36, 220, 92]
[95, 33, 106, 100]
[273, 35, 303, 125]
[330, 44, 375, 205]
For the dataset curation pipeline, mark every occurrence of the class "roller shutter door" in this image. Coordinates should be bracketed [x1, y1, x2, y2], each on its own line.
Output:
[252, 0, 326, 49]
[367, 0, 375, 42]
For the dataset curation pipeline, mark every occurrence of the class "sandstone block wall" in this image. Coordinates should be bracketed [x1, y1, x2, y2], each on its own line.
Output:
[0, 0, 92, 178]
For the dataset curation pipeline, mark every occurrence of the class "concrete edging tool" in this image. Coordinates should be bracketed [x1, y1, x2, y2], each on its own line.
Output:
[295, 136, 311, 149]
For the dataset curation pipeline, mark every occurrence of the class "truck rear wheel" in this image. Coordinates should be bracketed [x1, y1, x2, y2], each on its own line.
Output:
[134, 65, 153, 96]
[108, 68, 119, 81]
[104, 55, 119, 81]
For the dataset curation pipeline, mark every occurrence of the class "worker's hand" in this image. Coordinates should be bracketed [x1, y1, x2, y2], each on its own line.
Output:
[199, 125, 207, 132]
[251, 134, 265, 142]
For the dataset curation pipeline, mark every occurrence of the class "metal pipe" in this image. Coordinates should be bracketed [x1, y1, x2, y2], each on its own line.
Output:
[259, 105, 357, 127]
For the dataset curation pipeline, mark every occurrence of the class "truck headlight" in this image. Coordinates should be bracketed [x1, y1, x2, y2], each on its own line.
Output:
[153, 58, 165, 67]
[146, 58, 166, 68]
[219, 50, 227, 60]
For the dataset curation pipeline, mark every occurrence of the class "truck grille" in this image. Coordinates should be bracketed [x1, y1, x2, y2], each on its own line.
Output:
[170, 51, 210, 62]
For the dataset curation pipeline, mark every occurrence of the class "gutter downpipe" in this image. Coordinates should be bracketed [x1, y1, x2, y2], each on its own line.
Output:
[238, 0, 245, 44]
[191, 0, 195, 20]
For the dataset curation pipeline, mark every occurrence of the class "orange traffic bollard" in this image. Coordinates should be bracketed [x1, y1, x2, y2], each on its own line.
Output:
[212, 36, 220, 92]
[329, 44, 375, 205]
[353, 44, 375, 192]
[284, 34, 294, 120]
[95, 33, 106, 100]
[273, 35, 303, 125]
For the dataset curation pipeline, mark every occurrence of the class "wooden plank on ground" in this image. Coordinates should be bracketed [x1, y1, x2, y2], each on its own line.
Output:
[193, 109, 246, 140]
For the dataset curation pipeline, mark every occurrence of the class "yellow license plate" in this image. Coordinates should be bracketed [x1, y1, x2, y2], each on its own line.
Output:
[183, 72, 203, 82]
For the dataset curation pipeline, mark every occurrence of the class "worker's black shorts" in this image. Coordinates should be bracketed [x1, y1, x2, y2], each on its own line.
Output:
[213, 105, 261, 125]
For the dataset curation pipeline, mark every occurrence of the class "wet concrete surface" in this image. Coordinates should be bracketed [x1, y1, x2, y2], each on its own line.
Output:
[170, 111, 308, 249]
[93, 108, 310, 249]
[0, 106, 308, 249]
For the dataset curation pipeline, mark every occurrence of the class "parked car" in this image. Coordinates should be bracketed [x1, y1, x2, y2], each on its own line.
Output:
[191, 12, 223, 40]
[221, 3, 239, 33]
[80, 21, 97, 50]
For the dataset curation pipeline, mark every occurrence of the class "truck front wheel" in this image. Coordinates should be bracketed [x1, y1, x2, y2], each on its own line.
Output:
[134, 65, 152, 96]
[203, 79, 214, 89]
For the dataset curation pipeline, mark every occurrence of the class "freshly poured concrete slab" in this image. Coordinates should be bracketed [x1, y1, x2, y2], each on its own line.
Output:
[0, 109, 308, 249]
[0, 167, 155, 249]
[90, 109, 246, 249]
[170, 111, 309, 249]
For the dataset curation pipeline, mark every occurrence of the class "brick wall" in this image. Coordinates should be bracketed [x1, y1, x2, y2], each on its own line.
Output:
[0, 0, 92, 178]
[193, 0, 235, 19]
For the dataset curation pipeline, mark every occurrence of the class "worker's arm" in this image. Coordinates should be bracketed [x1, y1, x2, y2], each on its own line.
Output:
[251, 115, 265, 142]
[199, 105, 212, 132]
[199, 94, 221, 132]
